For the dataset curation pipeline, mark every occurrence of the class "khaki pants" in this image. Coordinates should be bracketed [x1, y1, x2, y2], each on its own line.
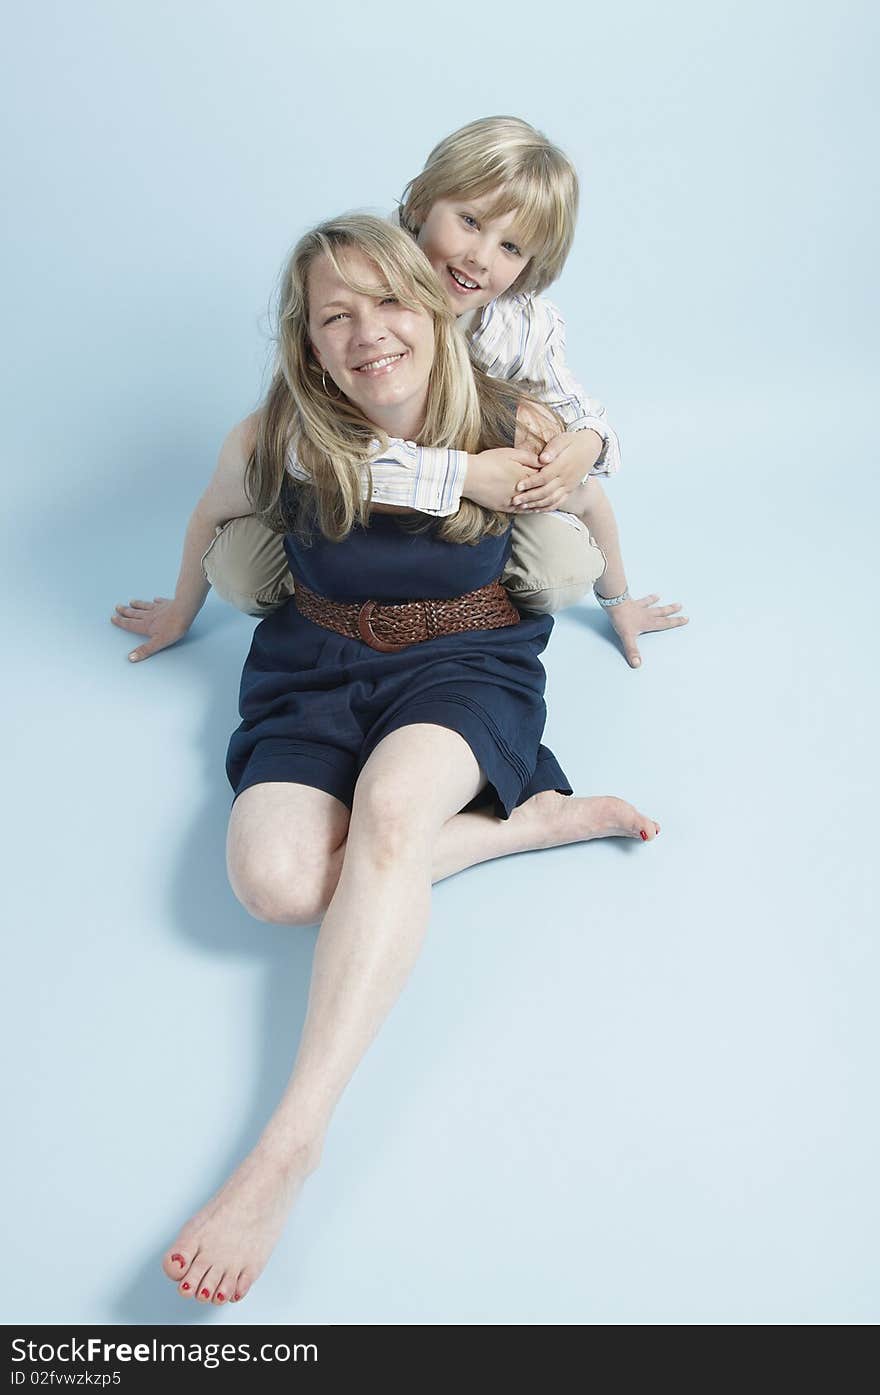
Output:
[201, 512, 606, 617]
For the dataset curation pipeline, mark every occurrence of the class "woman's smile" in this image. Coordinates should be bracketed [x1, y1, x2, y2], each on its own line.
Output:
[352, 349, 409, 376]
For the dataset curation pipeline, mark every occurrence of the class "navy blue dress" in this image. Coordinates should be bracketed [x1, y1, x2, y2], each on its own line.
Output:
[226, 505, 571, 819]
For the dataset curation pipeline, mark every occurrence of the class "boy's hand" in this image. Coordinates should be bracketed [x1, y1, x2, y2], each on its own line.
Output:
[513, 430, 605, 512]
[601, 594, 689, 668]
[111, 596, 194, 662]
[465, 448, 541, 512]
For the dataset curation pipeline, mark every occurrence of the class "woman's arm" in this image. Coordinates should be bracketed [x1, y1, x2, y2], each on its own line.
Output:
[111, 413, 258, 662]
[564, 477, 688, 666]
[569, 477, 628, 599]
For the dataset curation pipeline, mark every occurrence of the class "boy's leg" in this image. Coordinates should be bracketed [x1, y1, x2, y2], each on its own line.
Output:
[502, 512, 606, 614]
[201, 516, 294, 617]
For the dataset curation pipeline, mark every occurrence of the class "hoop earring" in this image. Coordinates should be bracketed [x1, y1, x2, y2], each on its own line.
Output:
[321, 369, 341, 399]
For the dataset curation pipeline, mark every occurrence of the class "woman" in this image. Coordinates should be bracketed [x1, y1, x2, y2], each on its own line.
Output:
[152, 215, 658, 1305]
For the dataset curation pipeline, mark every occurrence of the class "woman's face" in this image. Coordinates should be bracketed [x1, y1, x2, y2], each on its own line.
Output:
[308, 248, 436, 440]
[415, 193, 533, 315]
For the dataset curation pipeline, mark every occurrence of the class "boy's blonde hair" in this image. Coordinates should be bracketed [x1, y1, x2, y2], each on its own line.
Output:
[398, 116, 579, 298]
[246, 214, 549, 545]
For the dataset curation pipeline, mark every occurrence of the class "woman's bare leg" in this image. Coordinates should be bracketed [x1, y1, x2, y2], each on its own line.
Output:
[429, 789, 659, 881]
[162, 725, 487, 1305]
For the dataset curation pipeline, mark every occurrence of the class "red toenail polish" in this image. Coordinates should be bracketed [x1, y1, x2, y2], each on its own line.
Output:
[217, 1292, 225, 1301]
[200, 1288, 210, 1298]
[234, 1292, 241, 1301]
[172, 1254, 185, 1266]
[640, 830, 648, 840]
[182, 1283, 190, 1291]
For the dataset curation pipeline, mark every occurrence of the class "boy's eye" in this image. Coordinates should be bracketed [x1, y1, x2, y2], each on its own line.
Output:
[460, 213, 478, 228]
[380, 296, 399, 305]
[502, 242, 522, 257]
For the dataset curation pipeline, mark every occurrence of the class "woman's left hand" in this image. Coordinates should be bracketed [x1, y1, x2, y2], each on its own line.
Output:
[601, 594, 689, 668]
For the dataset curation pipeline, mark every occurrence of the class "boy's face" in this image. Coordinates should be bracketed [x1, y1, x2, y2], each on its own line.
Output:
[415, 193, 533, 315]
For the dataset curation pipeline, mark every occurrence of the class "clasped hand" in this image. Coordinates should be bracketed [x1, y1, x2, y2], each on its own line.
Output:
[512, 430, 603, 512]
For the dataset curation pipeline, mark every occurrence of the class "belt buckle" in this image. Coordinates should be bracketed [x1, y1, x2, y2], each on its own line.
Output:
[357, 600, 410, 653]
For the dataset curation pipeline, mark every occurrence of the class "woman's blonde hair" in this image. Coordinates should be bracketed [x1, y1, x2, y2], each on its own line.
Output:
[246, 213, 553, 545]
[398, 116, 579, 298]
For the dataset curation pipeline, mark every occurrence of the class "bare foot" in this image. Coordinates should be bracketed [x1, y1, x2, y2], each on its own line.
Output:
[519, 790, 660, 849]
[162, 1137, 318, 1304]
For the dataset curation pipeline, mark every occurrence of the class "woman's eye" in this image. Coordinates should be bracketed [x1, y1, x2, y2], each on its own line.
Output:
[324, 312, 348, 324]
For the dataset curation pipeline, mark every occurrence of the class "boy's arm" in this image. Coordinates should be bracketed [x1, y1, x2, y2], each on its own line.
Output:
[482, 296, 621, 509]
[523, 298, 621, 471]
[285, 436, 538, 515]
[111, 413, 258, 661]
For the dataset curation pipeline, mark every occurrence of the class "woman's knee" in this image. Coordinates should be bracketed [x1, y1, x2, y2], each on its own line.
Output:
[228, 846, 340, 925]
[349, 771, 427, 865]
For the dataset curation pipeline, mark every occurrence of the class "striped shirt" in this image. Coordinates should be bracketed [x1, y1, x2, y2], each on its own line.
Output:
[286, 291, 620, 516]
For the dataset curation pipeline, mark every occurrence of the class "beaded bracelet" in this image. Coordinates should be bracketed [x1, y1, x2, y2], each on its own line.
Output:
[594, 586, 630, 608]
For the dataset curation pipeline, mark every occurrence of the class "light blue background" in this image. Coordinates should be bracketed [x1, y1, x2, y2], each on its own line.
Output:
[2, 0, 877, 1325]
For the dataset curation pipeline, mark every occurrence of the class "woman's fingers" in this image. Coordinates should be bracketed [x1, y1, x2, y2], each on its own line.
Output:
[110, 612, 149, 633]
[644, 613, 689, 631]
[128, 641, 160, 662]
[624, 642, 642, 667]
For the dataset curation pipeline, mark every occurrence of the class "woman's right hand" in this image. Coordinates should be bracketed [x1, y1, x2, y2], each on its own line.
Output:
[464, 448, 540, 512]
[110, 596, 194, 662]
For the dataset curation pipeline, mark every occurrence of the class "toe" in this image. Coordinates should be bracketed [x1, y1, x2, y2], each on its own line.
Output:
[178, 1255, 210, 1300]
[196, 1266, 223, 1303]
[213, 1273, 233, 1305]
[231, 1270, 255, 1303]
[163, 1248, 192, 1282]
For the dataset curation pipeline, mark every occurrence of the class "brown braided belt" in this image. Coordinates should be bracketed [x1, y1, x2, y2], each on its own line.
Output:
[294, 578, 520, 653]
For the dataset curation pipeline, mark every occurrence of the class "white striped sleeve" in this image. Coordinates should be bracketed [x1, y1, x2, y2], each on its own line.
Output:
[475, 295, 621, 475]
[285, 437, 468, 516]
